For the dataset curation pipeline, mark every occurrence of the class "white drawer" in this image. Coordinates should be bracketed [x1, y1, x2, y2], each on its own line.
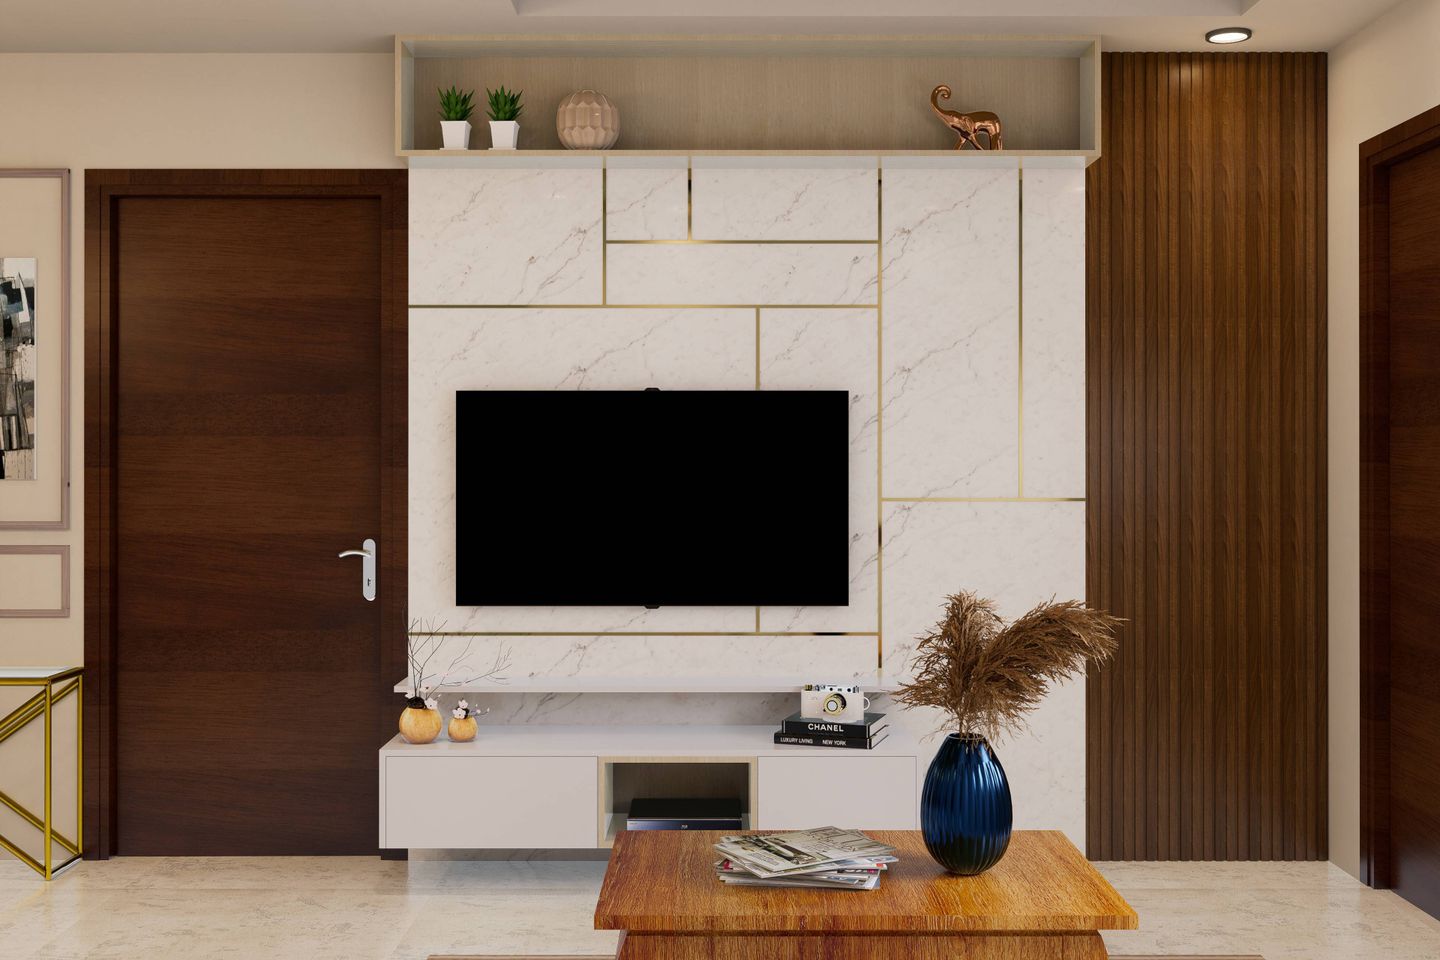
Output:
[383, 755, 597, 849]
[756, 755, 917, 830]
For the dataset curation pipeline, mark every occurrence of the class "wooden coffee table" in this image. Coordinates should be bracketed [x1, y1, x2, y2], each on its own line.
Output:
[595, 829, 1137, 959]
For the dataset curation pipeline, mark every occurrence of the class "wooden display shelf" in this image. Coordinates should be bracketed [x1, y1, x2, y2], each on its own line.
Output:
[396, 34, 1100, 159]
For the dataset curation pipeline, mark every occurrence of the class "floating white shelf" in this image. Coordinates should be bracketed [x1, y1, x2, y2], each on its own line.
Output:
[391, 674, 903, 695]
[379, 724, 914, 758]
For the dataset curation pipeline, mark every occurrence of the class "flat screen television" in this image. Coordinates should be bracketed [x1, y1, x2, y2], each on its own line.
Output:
[455, 389, 849, 607]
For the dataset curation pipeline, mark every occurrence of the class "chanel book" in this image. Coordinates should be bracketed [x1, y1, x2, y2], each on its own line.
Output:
[780, 711, 887, 739]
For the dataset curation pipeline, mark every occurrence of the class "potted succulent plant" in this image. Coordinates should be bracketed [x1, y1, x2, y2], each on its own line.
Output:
[486, 85, 524, 150]
[438, 85, 476, 150]
[895, 592, 1121, 876]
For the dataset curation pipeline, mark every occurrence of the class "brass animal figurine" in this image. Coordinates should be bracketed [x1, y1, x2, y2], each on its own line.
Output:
[930, 85, 1003, 151]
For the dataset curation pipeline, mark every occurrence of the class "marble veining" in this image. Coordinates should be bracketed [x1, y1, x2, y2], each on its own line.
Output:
[881, 163, 1020, 498]
[757, 308, 879, 633]
[408, 307, 755, 633]
[401, 634, 879, 694]
[410, 167, 603, 304]
[880, 499, 1086, 844]
[605, 159, 688, 241]
[1021, 167, 1086, 498]
[606, 243, 878, 306]
[691, 158, 878, 240]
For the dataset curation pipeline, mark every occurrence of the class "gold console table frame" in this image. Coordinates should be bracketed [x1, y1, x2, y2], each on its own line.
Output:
[0, 666, 82, 879]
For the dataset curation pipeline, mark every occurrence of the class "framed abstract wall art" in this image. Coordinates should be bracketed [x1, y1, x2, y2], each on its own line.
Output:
[0, 170, 70, 529]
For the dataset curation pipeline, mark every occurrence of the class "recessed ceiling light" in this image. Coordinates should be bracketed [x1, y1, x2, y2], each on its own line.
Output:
[1206, 27, 1252, 44]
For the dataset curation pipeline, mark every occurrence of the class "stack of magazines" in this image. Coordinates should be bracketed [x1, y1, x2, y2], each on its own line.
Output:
[713, 827, 898, 890]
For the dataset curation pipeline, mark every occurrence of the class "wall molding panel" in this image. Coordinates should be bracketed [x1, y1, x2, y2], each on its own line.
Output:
[408, 154, 1090, 841]
[1085, 52, 1328, 861]
[0, 545, 69, 618]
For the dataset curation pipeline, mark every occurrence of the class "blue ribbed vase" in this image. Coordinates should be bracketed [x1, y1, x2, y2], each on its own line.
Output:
[920, 733, 1013, 875]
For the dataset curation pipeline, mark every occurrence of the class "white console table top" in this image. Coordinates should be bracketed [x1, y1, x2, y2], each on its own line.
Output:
[392, 674, 902, 695]
[379, 724, 919, 758]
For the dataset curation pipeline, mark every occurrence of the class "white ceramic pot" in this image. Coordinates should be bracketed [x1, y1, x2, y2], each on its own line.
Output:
[489, 120, 520, 150]
[440, 120, 471, 150]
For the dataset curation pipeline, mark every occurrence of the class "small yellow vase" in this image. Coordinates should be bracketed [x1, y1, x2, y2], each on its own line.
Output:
[448, 716, 478, 742]
[399, 706, 442, 744]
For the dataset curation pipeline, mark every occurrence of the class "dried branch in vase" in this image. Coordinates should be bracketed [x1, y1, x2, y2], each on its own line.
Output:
[894, 592, 1122, 740]
[404, 613, 512, 706]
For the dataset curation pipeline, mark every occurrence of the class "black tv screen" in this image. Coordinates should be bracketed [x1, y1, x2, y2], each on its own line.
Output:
[455, 390, 849, 607]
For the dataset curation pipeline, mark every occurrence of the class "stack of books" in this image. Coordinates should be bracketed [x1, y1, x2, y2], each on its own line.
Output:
[713, 827, 898, 890]
[773, 711, 889, 749]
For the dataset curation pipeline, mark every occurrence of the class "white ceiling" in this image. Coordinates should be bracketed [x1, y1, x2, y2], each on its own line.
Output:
[0, 0, 1401, 53]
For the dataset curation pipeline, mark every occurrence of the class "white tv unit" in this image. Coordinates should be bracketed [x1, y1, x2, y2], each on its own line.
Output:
[378, 678, 920, 852]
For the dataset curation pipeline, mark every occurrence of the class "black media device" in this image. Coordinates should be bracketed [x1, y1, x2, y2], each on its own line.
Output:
[454, 389, 850, 607]
[625, 798, 744, 831]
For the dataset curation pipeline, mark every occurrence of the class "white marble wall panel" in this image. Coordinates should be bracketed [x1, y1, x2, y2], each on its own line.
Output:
[1022, 165, 1087, 498]
[607, 244, 878, 306]
[881, 160, 1020, 498]
[409, 307, 755, 632]
[757, 308, 879, 633]
[880, 499, 1086, 845]
[691, 157, 878, 240]
[605, 158, 688, 241]
[410, 164, 603, 305]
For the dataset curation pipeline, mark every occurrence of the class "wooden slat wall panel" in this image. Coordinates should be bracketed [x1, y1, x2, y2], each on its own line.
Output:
[1085, 52, 1327, 861]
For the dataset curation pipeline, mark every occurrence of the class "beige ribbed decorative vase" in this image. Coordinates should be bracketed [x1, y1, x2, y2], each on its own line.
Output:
[398, 706, 442, 744]
[557, 90, 619, 149]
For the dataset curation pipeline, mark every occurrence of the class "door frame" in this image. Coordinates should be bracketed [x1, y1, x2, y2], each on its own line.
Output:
[1359, 104, 1440, 888]
[83, 170, 408, 858]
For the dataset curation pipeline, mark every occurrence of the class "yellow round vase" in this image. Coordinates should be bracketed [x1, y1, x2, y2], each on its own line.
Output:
[398, 706, 442, 744]
[448, 716, 478, 742]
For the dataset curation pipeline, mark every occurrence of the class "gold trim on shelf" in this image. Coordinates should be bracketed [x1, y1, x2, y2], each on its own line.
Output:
[0, 668, 82, 880]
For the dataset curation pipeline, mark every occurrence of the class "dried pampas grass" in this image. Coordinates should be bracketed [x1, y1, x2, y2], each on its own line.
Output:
[894, 591, 1122, 739]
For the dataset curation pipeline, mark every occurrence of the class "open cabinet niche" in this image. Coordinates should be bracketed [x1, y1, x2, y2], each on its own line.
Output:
[599, 758, 757, 847]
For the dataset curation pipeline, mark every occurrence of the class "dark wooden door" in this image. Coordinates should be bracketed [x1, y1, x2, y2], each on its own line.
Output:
[86, 173, 407, 856]
[1362, 105, 1440, 918]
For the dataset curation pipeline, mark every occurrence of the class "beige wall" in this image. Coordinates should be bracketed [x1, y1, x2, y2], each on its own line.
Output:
[1327, 0, 1440, 880]
[0, 52, 398, 862]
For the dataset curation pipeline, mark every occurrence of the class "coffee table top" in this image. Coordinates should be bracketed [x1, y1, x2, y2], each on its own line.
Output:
[594, 830, 1138, 934]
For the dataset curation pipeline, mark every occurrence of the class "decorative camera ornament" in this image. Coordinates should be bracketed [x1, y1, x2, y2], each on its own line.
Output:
[800, 683, 871, 725]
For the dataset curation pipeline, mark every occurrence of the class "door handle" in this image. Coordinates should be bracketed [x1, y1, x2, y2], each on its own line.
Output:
[338, 538, 377, 602]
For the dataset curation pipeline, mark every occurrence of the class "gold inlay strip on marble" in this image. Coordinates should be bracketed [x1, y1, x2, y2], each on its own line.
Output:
[875, 163, 885, 669]
[409, 303, 879, 310]
[605, 239, 879, 245]
[410, 631, 883, 638]
[1017, 168, 1025, 498]
[882, 496, 1084, 503]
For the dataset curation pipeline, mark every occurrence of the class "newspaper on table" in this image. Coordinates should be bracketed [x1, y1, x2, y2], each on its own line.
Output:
[713, 827, 897, 880]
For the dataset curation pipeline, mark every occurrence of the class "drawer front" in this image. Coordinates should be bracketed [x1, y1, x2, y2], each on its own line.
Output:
[384, 756, 597, 849]
[757, 756, 917, 830]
